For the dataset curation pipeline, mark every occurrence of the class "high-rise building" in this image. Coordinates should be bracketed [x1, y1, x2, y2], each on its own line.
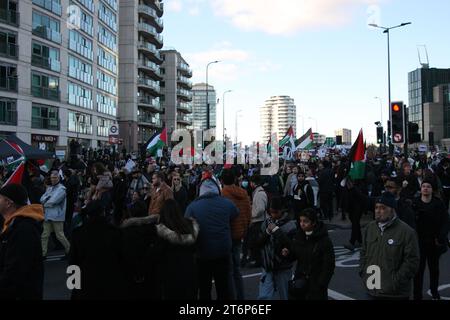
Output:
[422, 84, 450, 149]
[260, 96, 296, 143]
[192, 83, 216, 131]
[334, 128, 352, 145]
[160, 49, 193, 135]
[0, 0, 119, 153]
[408, 67, 450, 139]
[119, 0, 164, 152]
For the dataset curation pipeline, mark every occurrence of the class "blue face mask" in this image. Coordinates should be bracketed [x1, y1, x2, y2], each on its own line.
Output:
[241, 181, 249, 189]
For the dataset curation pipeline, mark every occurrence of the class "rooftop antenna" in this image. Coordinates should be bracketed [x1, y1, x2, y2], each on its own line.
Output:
[417, 45, 429, 69]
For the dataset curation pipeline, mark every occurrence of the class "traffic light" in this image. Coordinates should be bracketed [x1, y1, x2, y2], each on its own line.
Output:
[407, 122, 421, 144]
[391, 102, 405, 144]
[376, 126, 384, 144]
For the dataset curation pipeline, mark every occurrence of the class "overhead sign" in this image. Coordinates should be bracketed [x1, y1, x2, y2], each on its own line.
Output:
[109, 124, 119, 136]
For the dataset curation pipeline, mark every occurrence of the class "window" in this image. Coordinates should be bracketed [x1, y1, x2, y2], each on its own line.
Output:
[32, 0, 62, 16]
[102, 0, 117, 12]
[97, 47, 117, 74]
[98, 24, 116, 51]
[68, 55, 93, 84]
[0, 63, 17, 92]
[32, 11, 61, 43]
[68, 82, 93, 109]
[98, 2, 117, 31]
[97, 93, 116, 116]
[0, 0, 19, 26]
[0, 98, 17, 125]
[74, 0, 94, 13]
[68, 111, 92, 134]
[31, 72, 60, 101]
[0, 30, 17, 59]
[68, 30, 93, 60]
[32, 42, 60, 72]
[32, 104, 59, 130]
[79, 8, 93, 36]
[97, 70, 116, 95]
[97, 117, 113, 137]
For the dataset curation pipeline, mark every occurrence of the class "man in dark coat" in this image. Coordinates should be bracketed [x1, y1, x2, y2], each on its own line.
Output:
[317, 160, 335, 221]
[0, 184, 44, 300]
[69, 200, 126, 300]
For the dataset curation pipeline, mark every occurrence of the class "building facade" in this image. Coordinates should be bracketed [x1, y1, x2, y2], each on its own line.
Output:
[408, 67, 450, 139]
[260, 95, 296, 143]
[119, 0, 163, 152]
[160, 49, 192, 135]
[192, 83, 216, 131]
[334, 128, 352, 145]
[312, 132, 326, 146]
[0, 0, 119, 154]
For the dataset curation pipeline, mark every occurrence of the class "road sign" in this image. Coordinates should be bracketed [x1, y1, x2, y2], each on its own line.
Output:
[109, 124, 119, 136]
[109, 136, 119, 145]
[393, 133, 403, 143]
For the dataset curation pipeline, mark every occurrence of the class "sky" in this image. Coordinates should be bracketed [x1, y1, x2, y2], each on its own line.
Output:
[162, 0, 450, 145]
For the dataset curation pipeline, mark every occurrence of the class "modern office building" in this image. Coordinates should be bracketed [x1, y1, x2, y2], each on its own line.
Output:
[160, 49, 192, 135]
[334, 128, 352, 145]
[408, 67, 450, 139]
[0, 0, 119, 154]
[260, 95, 296, 143]
[119, 0, 164, 152]
[192, 83, 216, 131]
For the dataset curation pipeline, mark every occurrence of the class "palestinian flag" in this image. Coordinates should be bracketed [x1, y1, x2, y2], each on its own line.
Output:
[279, 126, 296, 160]
[2, 161, 25, 187]
[295, 128, 314, 150]
[145, 128, 167, 157]
[348, 129, 365, 180]
[279, 126, 295, 148]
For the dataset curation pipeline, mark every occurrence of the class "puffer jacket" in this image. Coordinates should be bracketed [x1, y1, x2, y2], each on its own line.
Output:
[222, 185, 252, 241]
[40, 183, 67, 222]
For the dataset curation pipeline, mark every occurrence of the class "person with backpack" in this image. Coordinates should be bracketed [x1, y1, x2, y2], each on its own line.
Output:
[292, 171, 315, 221]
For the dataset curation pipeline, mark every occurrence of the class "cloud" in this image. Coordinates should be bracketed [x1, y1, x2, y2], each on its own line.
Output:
[188, 7, 200, 16]
[211, 0, 378, 36]
[167, 0, 183, 12]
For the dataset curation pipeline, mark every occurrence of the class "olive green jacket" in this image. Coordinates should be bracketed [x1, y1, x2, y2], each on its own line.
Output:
[359, 217, 419, 299]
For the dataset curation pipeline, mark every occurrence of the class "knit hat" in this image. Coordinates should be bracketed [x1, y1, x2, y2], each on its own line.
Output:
[376, 192, 397, 210]
[0, 184, 29, 207]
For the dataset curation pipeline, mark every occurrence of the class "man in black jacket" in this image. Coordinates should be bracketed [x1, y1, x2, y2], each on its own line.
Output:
[317, 160, 335, 221]
[384, 178, 416, 230]
[0, 184, 44, 300]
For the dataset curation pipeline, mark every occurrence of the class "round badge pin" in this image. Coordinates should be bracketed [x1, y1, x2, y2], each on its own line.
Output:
[388, 239, 394, 245]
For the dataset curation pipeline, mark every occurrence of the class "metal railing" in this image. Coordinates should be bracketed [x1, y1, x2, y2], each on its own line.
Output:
[32, 85, 60, 101]
[0, 76, 18, 92]
[0, 42, 18, 58]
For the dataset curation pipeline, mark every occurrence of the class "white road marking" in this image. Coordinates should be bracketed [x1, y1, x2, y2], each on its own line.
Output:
[45, 254, 65, 262]
[427, 284, 450, 300]
[242, 272, 262, 279]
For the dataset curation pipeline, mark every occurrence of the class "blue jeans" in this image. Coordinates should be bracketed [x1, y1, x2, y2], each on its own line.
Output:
[258, 268, 293, 300]
[230, 239, 245, 300]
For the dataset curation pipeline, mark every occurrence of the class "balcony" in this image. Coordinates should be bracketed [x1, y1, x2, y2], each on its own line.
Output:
[151, 0, 164, 17]
[177, 88, 193, 101]
[32, 26, 62, 44]
[177, 63, 192, 77]
[32, 117, 59, 130]
[0, 76, 18, 92]
[138, 59, 162, 79]
[33, 0, 62, 16]
[0, 110, 17, 125]
[138, 22, 163, 48]
[98, 9, 117, 31]
[177, 115, 192, 125]
[138, 115, 162, 128]
[32, 54, 61, 72]
[138, 97, 162, 113]
[138, 4, 163, 32]
[138, 41, 162, 63]
[0, 42, 18, 59]
[177, 102, 192, 113]
[177, 75, 192, 89]
[0, 9, 19, 26]
[138, 78, 160, 95]
[32, 85, 60, 101]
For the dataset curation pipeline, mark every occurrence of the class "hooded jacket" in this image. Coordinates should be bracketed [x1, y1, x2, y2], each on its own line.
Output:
[222, 185, 252, 241]
[185, 190, 238, 260]
[251, 186, 268, 224]
[156, 219, 200, 300]
[40, 183, 67, 222]
[0, 204, 44, 300]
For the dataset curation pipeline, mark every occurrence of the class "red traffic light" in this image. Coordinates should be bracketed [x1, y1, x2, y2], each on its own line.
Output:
[392, 104, 401, 112]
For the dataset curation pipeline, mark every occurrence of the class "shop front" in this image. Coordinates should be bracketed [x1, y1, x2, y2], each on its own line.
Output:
[31, 134, 57, 152]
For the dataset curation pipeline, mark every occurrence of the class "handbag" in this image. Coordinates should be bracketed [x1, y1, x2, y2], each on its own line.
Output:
[288, 274, 310, 297]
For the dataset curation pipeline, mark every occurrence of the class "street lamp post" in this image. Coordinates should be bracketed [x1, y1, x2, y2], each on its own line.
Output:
[235, 109, 242, 146]
[308, 117, 318, 133]
[223, 90, 232, 143]
[369, 22, 412, 155]
[298, 115, 305, 135]
[75, 112, 81, 142]
[206, 60, 220, 130]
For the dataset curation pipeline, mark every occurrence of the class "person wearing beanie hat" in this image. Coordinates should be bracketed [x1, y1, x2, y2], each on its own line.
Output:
[0, 183, 45, 299]
[360, 191, 419, 300]
[412, 178, 449, 300]
[279, 208, 335, 300]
